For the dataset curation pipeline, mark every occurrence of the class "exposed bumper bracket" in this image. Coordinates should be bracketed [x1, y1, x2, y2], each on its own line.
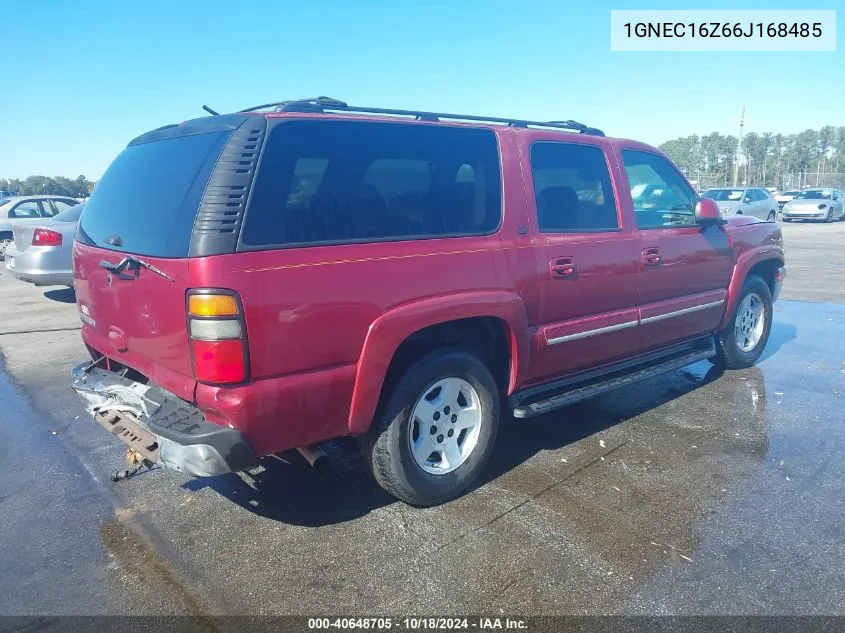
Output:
[71, 362, 257, 477]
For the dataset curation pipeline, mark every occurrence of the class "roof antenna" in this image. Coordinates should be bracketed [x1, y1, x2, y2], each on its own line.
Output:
[202, 105, 220, 116]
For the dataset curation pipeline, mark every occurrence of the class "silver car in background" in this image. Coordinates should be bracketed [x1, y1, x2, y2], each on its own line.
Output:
[701, 187, 780, 222]
[782, 189, 845, 223]
[4, 202, 86, 287]
[0, 195, 81, 258]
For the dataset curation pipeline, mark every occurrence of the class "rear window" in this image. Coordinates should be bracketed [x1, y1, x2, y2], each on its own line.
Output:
[54, 202, 85, 222]
[242, 120, 502, 247]
[77, 131, 229, 257]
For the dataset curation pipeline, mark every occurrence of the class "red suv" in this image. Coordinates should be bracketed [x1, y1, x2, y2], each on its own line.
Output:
[71, 97, 785, 506]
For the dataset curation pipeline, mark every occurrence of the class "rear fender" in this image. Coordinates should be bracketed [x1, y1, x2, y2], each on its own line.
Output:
[720, 246, 784, 329]
[347, 291, 530, 435]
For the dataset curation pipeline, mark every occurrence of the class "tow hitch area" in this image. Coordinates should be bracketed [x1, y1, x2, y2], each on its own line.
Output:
[94, 408, 160, 464]
[71, 361, 258, 478]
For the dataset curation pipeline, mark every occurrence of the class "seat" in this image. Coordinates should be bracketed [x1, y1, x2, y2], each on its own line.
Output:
[537, 186, 580, 231]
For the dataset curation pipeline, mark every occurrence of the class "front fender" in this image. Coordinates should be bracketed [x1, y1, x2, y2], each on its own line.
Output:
[347, 291, 530, 435]
[720, 245, 784, 329]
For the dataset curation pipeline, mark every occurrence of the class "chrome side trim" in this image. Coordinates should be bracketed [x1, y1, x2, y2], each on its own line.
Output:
[640, 299, 725, 325]
[547, 320, 639, 346]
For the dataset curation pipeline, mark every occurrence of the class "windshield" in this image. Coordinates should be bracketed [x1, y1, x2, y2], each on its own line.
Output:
[795, 190, 832, 200]
[703, 189, 745, 201]
[53, 202, 85, 222]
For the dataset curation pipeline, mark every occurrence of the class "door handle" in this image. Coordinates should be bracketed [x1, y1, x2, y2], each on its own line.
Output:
[550, 257, 577, 279]
[641, 248, 662, 266]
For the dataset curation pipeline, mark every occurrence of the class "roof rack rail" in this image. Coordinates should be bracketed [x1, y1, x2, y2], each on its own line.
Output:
[236, 97, 605, 136]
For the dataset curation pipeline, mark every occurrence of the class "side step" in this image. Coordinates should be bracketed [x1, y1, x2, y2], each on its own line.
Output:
[512, 340, 716, 419]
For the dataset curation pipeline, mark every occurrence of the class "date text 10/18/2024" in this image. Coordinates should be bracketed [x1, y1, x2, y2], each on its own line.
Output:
[307, 617, 529, 630]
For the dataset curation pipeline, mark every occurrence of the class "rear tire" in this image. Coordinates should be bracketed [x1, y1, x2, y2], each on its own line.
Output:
[362, 348, 500, 507]
[711, 275, 773, 370]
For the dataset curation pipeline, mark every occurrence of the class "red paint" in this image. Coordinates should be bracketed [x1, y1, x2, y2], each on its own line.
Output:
[71, 112, 785, 456]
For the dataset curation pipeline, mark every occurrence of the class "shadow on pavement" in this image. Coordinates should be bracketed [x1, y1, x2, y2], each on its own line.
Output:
[182, 438, 395, 526]
[185, 359, 770, 527]
[43, 287, 76, 303]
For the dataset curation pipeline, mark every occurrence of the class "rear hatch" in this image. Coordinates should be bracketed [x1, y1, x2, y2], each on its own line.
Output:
[73, 115, 257, 401]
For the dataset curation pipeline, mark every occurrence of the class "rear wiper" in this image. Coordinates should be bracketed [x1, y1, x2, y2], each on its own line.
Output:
[99, 256, 175, 282]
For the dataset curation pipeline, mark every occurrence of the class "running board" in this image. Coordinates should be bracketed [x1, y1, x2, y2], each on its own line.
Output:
[512, 341, 715, 419]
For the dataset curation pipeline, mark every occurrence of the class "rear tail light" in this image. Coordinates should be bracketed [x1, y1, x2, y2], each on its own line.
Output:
[187, 290, 248, 384]
[32, 228, 62, 246]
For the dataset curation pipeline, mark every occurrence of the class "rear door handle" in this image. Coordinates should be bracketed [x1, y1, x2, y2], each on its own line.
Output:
[641, 248, 662, 266]
[550, 257, 577, 279]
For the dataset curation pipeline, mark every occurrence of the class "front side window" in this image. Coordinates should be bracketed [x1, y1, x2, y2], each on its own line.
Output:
[242, 120, 502, 247]
[529, 142, 619, 232]
[52, 200, 77, 213]
[622, 150, 697, 229]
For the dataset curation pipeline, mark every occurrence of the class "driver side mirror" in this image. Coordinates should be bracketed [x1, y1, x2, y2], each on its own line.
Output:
[695, 197, 726, 228]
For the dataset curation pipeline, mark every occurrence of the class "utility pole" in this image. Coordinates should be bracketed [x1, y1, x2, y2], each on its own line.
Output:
[733, 105, 745, 187]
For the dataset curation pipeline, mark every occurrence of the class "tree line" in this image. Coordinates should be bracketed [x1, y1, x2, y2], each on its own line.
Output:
[0, 175, 95, 198]
[659, 126, 845, 190]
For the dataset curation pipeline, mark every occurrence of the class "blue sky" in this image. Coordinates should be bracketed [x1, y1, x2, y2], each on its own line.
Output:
[1, 0, 842, 179]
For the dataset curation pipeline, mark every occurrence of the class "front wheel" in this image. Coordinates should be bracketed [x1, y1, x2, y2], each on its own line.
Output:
[767, 211, 776, 222]
[711, 275, 773, 369]
[362, 348, 500, 507]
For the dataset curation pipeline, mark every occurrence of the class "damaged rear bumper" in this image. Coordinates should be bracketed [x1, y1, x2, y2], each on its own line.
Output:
[71, 361, 257, 477]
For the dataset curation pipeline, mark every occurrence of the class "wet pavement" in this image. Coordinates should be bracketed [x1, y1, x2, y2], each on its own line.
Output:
[0, 223, 843, 617]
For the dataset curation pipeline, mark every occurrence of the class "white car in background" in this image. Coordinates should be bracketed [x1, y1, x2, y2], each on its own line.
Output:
[0, 195, 80, 258]
[701, 187, 779, 222]
[782, 189, 845, 223]
[775, 190, 800, 210]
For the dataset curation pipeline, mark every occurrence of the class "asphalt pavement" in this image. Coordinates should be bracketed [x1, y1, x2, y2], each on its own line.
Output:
[0, 221, 843, 618]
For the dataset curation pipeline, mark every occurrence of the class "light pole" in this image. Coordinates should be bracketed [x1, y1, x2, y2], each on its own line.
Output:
[733, 106, 745, 187]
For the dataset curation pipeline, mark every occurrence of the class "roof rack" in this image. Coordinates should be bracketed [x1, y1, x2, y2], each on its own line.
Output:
[237, 96, 605, 136]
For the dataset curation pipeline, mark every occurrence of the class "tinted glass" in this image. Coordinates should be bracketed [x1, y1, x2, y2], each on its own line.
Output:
[622, 150, 697, 229]
[54, 202, 85, 222]
[242, 120, 502, 247]
[77, 131, 230, 257]
[529, 142, 618, 232]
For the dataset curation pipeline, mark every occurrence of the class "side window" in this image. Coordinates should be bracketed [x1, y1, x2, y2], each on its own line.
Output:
[752, 189, 765, 201]
[39, 200, 57, 216]
[622, 150, 697, 229]
[51, 200, 77, 213]
[285, 158, 329, 211]
[243, 120, 502, 247]
[9, 201, 41, 218]
[529, 142, 619, 232]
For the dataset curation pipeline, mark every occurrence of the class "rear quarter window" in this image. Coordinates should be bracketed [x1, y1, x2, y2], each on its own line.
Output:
[77, 131, 230, 257]
[241, 120, 502, 248]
